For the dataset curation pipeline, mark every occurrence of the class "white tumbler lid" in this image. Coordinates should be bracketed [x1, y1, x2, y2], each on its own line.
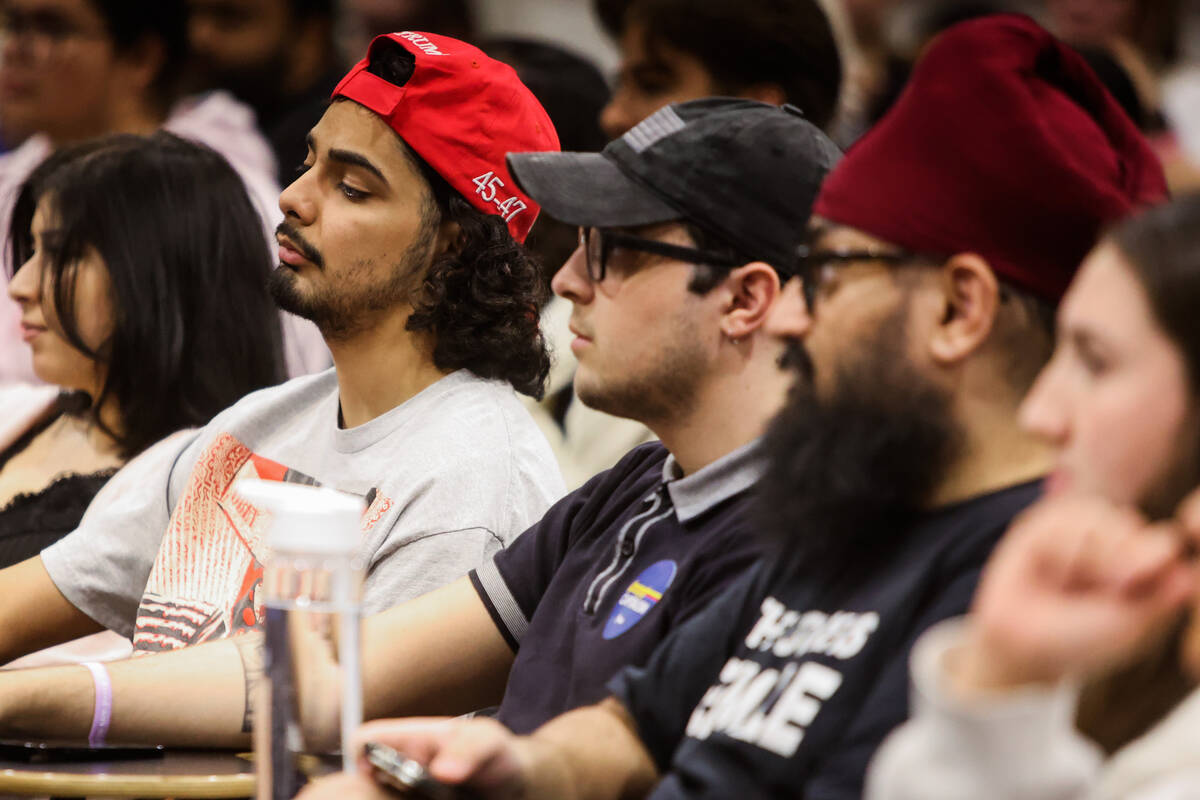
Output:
[233, 479, 365, 555]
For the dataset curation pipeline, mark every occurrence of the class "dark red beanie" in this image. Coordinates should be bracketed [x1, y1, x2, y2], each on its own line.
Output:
[813, 14, 1167, 301]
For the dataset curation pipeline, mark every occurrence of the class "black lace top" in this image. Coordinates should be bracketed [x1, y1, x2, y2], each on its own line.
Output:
[0, 407, 118, 569]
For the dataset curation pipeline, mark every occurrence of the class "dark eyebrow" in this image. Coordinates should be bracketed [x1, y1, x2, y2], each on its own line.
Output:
[304, 132, 389, 186]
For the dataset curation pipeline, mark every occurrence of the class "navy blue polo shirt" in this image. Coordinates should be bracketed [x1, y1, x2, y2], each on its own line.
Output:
[610, 480, 1041, 800]
[468, 441, 766, 734]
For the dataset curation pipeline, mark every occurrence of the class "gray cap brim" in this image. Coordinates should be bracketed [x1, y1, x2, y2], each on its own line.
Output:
[507, 151, 682, 228]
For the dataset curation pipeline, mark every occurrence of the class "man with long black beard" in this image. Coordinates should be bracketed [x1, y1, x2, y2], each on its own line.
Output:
[315, 16, 1169, 800]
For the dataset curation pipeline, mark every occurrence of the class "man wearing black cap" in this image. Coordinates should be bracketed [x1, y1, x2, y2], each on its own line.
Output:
[313, 15, 1168, 800]
[0, 98, 841, 748]
[456, 98, 839, 736]
[535, 0, 845, 489]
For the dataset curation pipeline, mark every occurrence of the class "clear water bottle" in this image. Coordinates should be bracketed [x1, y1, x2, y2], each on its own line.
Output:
[234, 480, 366, 800]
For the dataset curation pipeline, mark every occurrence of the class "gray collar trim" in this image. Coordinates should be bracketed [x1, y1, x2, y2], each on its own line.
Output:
[662, 438, 764, 523]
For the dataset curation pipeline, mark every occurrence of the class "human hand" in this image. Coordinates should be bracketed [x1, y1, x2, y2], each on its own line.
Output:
[952, 494, 1199, 694]
[344, 717, 534, 800]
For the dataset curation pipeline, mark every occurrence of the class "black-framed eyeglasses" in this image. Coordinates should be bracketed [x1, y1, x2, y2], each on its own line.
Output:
[580, 227, 743, 283]
[793, 244, 920, 309]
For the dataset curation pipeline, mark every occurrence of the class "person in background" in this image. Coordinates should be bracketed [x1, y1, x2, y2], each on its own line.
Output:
[838, 0, 1012, 140]
[1045, 0, 1182, 69]
[838, 1, 1163, 139]
[1044, 0, 1185, 128]
[337, 0, 475, 64]
[1045, 0, 1200, 196]
[303, 15, 1167, 800]
[867, 194, 1200, 800]
[593, 0, 842, 140]
[0, 132, 285, 569]
[0, 0, 326, 383]
[187, 0, 345, 189]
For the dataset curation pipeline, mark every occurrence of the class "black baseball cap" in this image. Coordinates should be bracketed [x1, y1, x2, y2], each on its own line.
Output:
[506, 97, 841, 274]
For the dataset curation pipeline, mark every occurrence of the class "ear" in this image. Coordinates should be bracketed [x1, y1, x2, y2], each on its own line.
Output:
[737, 83, 787, 107]
[927, 253, 1001, 366]
[433, 219, 463, 260]
[719, 262, 781, 341]
[115, 35, 166, 95]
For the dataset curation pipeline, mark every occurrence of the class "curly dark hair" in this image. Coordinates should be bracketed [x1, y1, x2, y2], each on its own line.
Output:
[354, 36, 551, 399]
[405, 159, 551, 400]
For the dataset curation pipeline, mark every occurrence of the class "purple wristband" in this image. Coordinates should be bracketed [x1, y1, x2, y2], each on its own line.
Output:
[82, 661, 112, 747]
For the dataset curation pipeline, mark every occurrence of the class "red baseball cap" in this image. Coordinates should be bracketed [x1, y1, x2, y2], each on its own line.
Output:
[333, 31, 560, 243]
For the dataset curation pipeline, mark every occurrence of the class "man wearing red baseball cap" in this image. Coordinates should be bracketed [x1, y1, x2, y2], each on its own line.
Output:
[0, 33, 564, 672]
[312, 15, 1168, 800]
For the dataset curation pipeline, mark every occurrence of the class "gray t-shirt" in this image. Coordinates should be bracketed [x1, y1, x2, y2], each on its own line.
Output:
[42, 369, 565, 648]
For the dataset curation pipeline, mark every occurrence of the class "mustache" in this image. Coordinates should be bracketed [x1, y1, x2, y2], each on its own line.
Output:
[276, 222, 325, 270]
[778, 338, 814, 386]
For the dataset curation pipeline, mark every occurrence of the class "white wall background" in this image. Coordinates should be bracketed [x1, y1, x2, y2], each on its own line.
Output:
[471, 0, 620, 73]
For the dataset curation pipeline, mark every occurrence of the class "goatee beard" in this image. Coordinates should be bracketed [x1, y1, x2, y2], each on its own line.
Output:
[756, 310, 964, 582]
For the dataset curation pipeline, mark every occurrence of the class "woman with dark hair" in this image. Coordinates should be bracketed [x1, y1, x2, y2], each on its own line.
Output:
[0, 132, 286, 568]
[868, 194, 1200, 800]
[0, 0, 326, 382]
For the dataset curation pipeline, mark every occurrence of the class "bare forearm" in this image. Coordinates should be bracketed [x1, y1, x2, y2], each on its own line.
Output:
[522, 698, 659, 800]
[0, 557, 103, 665]
[0, 664, 94, 738]
[361, 578, 514, 720]
[0, 638, 252, 747]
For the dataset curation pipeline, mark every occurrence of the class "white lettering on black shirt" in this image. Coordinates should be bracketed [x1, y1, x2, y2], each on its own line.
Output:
[683, 596, 879, 758]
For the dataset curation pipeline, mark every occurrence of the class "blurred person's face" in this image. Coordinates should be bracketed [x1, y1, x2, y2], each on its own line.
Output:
[7, 197, 113, 394]
[0, 0, 126, 143]
[188, 0, 292, 106]
[1020, 242, 1197, 518]
[1045, 0, 1136, 48]
[271, 100, 451, 341]
[339, 0, 454, 65]
[550, 222, 720, 424]
[599, 20, 720, 140]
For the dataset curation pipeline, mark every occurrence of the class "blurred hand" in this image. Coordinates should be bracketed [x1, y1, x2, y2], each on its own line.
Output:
[347, 716, 533, 800]
[952, 494, 1199, 694]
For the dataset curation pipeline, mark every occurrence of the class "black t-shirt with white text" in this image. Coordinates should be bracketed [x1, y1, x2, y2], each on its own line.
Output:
[610, 480, 1041, 800]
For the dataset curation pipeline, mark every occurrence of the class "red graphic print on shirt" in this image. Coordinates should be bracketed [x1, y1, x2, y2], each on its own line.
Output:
[131, 432, 392, 653]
